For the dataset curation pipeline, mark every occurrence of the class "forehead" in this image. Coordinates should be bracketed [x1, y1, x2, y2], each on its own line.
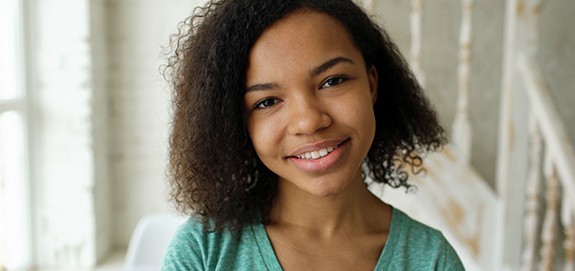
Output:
[246, 10, 364, 78]
[260, 9, 352, 41]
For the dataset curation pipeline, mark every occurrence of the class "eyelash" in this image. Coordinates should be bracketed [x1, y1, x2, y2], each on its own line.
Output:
[321, 76, 348, 88]
[254, 97, 281, 109]
[251, 76, 348, 109]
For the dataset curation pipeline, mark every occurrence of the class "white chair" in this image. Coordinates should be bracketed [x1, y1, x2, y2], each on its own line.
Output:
[124, 213, 187, 271]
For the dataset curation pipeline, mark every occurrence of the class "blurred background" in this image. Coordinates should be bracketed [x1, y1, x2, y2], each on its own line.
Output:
[0, 0, 573, 270]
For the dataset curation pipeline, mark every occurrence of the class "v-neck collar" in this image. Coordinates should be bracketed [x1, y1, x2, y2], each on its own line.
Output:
[250, 207, 398, 270]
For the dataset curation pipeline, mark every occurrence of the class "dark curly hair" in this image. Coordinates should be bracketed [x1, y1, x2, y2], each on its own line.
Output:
[164, 0, 445, 231]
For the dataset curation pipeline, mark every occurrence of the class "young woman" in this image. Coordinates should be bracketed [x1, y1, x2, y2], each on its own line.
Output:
[161, 0, 464, 270]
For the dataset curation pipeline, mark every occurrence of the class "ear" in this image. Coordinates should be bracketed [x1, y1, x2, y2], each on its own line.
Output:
[368, 65, 378, 105]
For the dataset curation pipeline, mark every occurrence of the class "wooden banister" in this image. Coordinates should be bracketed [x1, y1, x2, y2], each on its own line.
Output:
[517, 55, 575, 207]
[517, 54, 575, 270]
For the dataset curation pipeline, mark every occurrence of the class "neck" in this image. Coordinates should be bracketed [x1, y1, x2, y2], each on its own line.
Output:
[268, 172, 389, 236]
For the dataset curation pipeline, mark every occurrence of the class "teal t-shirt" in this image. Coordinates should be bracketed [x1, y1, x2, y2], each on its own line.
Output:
[161, 208, 465, 270]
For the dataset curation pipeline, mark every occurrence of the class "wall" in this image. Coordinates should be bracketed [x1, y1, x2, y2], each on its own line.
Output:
[539, 0, 575, 144]
[105, 0, 205, 249]
[32, 0, 98, 266]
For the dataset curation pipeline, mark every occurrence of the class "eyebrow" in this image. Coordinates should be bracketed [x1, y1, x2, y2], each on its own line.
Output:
[246, 82, 280, 92]
[310, 56, 355, 77]
[245, 56, 355, 93]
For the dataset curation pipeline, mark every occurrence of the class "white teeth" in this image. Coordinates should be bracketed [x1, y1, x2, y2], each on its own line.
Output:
[296, 144, 339, 160]
[311, 151, 320, 159]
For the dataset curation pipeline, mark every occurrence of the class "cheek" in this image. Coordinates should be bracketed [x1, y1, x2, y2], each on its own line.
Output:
[340, 94, 376, 125]
[347, 98, 377, 143]
[363, 103, 377, 133]
[247, 117, 278, 157]
[355, 108, 376, 133]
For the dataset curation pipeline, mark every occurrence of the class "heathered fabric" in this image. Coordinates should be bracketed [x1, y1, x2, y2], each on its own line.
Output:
[161, 208, 465, 270]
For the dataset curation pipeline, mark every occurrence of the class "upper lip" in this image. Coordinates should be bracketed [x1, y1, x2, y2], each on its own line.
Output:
[287, 138, 348, 158]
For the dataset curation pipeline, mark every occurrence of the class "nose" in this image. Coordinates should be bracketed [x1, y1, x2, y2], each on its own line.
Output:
[286, 95, 332, 135]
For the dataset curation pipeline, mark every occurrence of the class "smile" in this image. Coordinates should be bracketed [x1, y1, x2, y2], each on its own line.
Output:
[295, 144, 339, 160]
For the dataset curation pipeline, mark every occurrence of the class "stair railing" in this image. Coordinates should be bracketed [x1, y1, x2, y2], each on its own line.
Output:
[497, 0, 575, 270]
[517, 54, 575, 271]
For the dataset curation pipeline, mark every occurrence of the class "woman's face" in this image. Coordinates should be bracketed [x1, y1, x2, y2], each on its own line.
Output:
[244, 10, 378, 198]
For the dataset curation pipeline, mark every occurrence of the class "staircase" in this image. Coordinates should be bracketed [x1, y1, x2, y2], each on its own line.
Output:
[363, 0, 575, 270]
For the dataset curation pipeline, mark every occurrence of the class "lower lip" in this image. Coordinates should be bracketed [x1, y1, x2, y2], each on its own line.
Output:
[288, 140, 348, 173]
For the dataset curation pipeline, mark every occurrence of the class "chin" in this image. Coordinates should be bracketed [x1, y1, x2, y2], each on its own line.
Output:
[304, 179, 351, 198]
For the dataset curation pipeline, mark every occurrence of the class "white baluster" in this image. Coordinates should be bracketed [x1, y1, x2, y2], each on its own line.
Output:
[409, 0, 425, 87]
[562, 195, 575, 271]
[540, 151, 559, 271]
[452, 0, 473, 164]
[525, 0, 540, 57]
[521, 114, 542, 271]
[524, 1, 546, 270]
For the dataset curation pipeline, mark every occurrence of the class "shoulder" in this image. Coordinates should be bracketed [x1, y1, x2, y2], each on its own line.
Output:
[381, 208, 465, 270]
[392, 208, 445, 245]
[160, 216, 208, 271]
[160, 216, 271, 271]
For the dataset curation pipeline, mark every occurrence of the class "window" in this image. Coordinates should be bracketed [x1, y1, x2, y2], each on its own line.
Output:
[0, 0, 32, 269]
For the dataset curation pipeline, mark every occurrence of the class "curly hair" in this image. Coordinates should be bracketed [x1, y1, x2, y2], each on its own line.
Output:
[163, 0, 446, 231]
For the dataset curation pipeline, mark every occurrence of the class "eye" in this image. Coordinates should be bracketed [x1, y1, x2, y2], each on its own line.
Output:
[254, 97, 280, 109]
[320, 76, 347, 88]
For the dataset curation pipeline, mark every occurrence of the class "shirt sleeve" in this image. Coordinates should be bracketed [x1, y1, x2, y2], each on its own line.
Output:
[439, 236, 466, 271]
[160, 219, 205, 271]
